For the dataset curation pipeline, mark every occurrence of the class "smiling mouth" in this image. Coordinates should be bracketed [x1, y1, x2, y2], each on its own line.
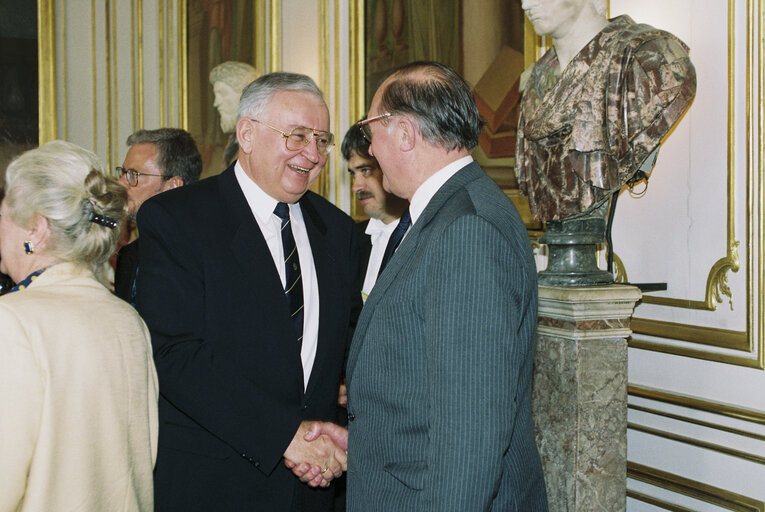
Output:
[356, 192, 373, 201]
[288, 164, 310, 174]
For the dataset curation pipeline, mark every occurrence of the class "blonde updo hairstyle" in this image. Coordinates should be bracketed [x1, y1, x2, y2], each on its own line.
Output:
[4, 141, 127, 279]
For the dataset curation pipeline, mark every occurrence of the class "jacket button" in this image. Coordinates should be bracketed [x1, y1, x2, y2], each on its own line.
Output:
[347, 412, 355, 422]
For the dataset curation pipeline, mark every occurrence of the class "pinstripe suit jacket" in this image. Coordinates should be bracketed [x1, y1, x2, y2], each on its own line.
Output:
[345, 161, 548, 511]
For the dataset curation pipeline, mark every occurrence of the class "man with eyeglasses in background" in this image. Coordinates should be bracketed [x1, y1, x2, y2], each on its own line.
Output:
[114, 128, 202, 304]
[135, 72, 362, 512]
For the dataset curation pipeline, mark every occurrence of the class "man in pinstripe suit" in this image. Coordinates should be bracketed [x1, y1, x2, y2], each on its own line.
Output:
[340, 61, 548, 510]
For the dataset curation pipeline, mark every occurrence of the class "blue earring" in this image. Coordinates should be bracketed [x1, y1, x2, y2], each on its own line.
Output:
[23, 240, 34, 255]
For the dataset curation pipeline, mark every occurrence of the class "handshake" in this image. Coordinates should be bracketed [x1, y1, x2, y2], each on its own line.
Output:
[283, 421, 349, 488]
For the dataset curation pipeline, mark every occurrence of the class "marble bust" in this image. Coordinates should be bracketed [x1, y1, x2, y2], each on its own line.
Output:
[516, 0, 696, 222]
[209, 61, 258, 166]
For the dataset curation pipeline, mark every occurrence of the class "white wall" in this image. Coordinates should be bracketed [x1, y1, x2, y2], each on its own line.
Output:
[607, 0, 765, 509]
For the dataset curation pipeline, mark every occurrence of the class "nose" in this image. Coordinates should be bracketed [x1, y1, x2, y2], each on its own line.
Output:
[300, 136, 322, 163]
[351, 173, 365, 192]
[117, 172, 129, 189]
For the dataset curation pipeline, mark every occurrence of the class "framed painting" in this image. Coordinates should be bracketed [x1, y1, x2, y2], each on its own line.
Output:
[0, 0, 55, 189]
[355, 0, 542, 231]
[185, 0, 265, 179]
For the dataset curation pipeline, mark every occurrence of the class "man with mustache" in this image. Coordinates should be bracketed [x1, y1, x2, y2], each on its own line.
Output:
[342, 122, 408, 302]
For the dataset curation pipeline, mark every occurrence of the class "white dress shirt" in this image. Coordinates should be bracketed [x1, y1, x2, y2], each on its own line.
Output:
[361, 217, 400, 302]
[235, 162, 319, 389]
[409, 155, 474, 225]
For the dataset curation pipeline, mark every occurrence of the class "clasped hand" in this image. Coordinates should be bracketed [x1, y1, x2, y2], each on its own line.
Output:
[283, 421, 349, 488]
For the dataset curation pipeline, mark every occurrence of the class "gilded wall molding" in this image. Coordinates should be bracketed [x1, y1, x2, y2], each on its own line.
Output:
[630, 318, 749, 351]
[178, 0, 187, 130]
[629, 403, 765, 442]
[158, 0, 165, 125]
[628, 462, 765, 511]
[630, 0, 741, 312]
[316, 0, 330, 199]
[38, 0, 57, 143]
[629, 385, 765, 426]
[91, 0, 98, 152]
[626, 0, 763, 369]
[629, 422, 765, 464]
[269, 0, 280, 72]
[59, 0, 67, 140]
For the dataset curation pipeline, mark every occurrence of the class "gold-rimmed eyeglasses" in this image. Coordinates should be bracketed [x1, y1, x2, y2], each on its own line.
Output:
[358, 112, 392, 142]
[115, 166, 166, 187]
[248, 118, 335, 156]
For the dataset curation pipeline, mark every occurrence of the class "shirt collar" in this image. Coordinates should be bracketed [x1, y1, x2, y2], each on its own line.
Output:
[235, 160, 281, 224]
[365, 216, 400, 237]
[409, 155, 473, 225]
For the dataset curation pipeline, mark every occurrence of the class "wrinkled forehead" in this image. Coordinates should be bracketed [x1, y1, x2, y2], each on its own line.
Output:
[265, 90, 330, 130]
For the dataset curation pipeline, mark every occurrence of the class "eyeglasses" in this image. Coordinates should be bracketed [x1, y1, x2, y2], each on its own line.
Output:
[115, 166, 165, 187]
[358, 112, 392, 142]
[249, 118, 335, 156]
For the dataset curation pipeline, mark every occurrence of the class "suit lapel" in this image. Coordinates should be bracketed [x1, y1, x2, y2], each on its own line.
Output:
[346, 162, 484, 383]
[219, 167, 303, 393]
[218, 167, 284, 295]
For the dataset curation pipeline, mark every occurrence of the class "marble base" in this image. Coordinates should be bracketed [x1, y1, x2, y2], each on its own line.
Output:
[532, 285, 641, 512]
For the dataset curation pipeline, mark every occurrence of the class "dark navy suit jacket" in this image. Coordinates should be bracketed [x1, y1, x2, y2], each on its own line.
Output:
[136, 165, 361, 511]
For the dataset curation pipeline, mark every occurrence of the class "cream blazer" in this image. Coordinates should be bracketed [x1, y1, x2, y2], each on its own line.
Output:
[0, 262, 158, 512]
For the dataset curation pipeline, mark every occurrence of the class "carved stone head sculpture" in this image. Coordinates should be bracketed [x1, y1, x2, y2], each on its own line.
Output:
[209, 61, 258, 134]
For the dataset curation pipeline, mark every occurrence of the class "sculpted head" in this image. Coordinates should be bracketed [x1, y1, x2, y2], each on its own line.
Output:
[521, 0, 607, 38]
[209, 61, 258, 133]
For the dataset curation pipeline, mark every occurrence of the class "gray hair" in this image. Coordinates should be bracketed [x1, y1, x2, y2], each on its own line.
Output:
[237, 72, 325, 120]
[377, 61, 484, 152]
[4, 140, 127, 279]
[126, 128, 202, 185]
[209, 61, 258, 93]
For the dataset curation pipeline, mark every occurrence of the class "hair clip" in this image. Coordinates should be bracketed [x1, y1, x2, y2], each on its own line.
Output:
[88, 212, 119, 229]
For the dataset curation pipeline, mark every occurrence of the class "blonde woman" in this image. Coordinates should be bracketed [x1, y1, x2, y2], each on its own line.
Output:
[0, 141, 158, 512]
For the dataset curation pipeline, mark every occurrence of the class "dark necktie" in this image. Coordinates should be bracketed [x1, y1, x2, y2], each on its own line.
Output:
[378, 209, 411, 278]
[274, 202, 304, 345]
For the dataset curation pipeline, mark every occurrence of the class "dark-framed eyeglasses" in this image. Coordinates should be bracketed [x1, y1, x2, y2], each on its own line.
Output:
[115, 166, 165, 187]
[358, 112, 392, 142]
[248, 118, 335, 156]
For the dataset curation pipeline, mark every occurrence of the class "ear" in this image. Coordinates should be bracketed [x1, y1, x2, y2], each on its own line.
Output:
[397, 117, 417, 152]
[236, 117, 254, 153]
[29, 214, 53, 252]
[161, 176, 184, 191]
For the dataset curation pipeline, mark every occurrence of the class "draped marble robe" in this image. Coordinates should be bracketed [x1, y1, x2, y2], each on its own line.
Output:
[516, 15, 696, 222]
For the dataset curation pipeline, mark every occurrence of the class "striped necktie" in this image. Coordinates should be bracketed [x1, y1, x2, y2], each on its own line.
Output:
[378, 209, 411, 278]
[274, 202, 304, 345]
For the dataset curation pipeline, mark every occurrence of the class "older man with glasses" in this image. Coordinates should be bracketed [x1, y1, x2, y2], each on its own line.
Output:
[114, 128, 202, 305]
[134, 72, 362, 512]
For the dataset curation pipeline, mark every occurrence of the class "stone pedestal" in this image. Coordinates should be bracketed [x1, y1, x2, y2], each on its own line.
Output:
[532, 285, 641, 512]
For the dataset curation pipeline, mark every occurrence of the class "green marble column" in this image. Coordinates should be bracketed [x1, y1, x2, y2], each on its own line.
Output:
[532, 285, 641, 512]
